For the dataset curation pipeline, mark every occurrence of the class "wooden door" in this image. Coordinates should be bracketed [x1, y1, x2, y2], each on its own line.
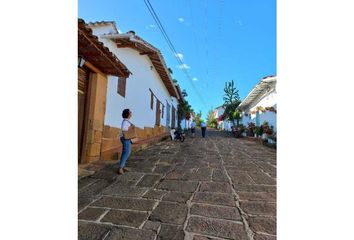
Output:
[78, 67, 88, 163]
[155, 99, 161, 126]
[171, 106, 176, 128]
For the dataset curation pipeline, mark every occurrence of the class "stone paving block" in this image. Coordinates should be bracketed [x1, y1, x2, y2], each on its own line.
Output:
[199, 182, 232, 193]
[153, 165, 173, 173]
[78, 197, 95, 212]
[105, 226, 156, 240]
[165, 171, 185, 180]
[186, 216, 247, 240]
[254, 162, 276, 174]
[78, 207, 107, 221]
[157, 224, 185, 240]
[193, 192, 236, 207]
[92, 196, 156, 211]
[149, 201, 188, 224]
[248, 216, 276, 235]
[162, 192, 192, 203]
[212, 169, 229, 182]
[193, 235, 221, 240]
[78, 221, 110, 240]
[101, 209, 148, 227]
[90, 170, 118, 181]
[182, 168, 212, 181]
[136, 174, 162, 187]
[142, 189, 167, 200]
[115, 172, 145, 185]
[254, 233, 277, 240]
[248, 172, 276, 185]
[238, 192, 276, 202]
[78, 178, 99, 191]
[240, 201, 276, 216]
[79, 179, 111, 198]
[234, 184, 276, 193]
[102, 185, 148, 197]
[143, 220, 161, 232]
[228, 171, 255, 185]
[156, 180, 199, 193]
[190, 203, 241, 221]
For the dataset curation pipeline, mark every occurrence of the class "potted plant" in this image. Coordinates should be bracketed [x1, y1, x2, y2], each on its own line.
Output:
[255, 126, 263, 138]
[247, 122, 256, 137]
[239, 124, 246, 137]
[261, 121, 273, 140]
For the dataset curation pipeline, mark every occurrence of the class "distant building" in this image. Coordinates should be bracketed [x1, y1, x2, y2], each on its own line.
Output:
[213, 105, 233, 131]
[238, 75, 277, 132]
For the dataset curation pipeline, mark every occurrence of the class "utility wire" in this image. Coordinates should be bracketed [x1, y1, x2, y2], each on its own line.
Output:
[143, 0, 207, 108]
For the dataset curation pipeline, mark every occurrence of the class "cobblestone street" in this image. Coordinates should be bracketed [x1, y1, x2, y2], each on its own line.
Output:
[78, 129, 276, 240]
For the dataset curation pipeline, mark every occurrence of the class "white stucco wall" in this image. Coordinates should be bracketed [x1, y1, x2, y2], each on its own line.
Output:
[89, 25, 177, 129]
[241, 89, 277, 132]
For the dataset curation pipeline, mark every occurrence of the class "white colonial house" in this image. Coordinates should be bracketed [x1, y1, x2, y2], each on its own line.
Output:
[86, 21, 184, 160]
[238, 75, 277, 132]
[212, 105, 234, 131]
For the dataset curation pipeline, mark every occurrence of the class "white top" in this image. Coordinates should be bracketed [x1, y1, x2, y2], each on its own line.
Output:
[170, 129, 176, 140]
[191, 122, 196, 128]
[120, 119, 132, 137]
[201, 122, 206, 127]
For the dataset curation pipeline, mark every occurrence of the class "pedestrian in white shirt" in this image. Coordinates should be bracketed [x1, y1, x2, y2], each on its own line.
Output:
[118, 109, 133, 175]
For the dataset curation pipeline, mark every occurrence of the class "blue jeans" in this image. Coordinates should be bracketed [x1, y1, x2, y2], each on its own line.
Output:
[119, 137, 131, 168]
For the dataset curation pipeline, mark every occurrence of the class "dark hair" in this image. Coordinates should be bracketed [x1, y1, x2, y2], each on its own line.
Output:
[122, 109, 131, 118]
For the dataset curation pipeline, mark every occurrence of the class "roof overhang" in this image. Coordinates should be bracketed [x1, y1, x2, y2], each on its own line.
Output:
[101, 33, 179, 98]
[238, 76, 277, 111]
[78, 19, 130, 77]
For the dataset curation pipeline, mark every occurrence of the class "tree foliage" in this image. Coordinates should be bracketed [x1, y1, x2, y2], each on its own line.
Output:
[194, 110, 202, 127]
[223, 80, 240, 105]
[177, 98, 194, 128]
[223, 80, 241, 127]
[206, 109, 217, 128]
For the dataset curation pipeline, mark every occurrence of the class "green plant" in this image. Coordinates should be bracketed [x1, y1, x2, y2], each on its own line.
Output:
[255, 126, 263, 136]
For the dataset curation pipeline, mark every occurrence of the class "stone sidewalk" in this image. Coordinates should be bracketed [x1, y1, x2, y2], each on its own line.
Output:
[78, 129, 276, 240]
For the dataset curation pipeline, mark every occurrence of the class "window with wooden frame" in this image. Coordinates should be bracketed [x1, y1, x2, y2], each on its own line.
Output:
[117, 77, 127, 97]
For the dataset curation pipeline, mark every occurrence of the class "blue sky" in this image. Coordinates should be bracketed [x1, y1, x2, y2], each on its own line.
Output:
[79, 0, 276, 119]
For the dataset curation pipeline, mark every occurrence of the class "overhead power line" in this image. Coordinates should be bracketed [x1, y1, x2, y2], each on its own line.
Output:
[143, 0, 207, 108]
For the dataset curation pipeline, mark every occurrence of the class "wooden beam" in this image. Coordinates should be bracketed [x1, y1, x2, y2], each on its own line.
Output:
[84, 61, 104, 75]
[139, 51, 155, 55]
[116, 43, 134, 48]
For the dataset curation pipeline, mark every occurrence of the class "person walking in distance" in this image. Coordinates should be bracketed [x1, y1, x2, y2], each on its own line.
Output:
[201, 121, 207, 138]
[190, 120, 196, 138]
[118, 109, 133, 175]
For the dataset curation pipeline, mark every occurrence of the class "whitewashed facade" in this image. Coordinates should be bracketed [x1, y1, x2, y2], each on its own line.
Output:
[212, 105, 233, 131]
[87, 22, 181, 131]
[238, 76, 277, 132]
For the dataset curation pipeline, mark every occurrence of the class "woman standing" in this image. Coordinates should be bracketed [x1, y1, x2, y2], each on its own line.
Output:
[118, 109, 133, 175]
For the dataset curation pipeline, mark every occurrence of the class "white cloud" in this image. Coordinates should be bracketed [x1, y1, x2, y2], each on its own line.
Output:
[177, 64, 190, 69]
[178, 18, 185, 22]
[192, 77, 198, 81]
[175, 53, 183, 60]
[146, 24, 157, 29]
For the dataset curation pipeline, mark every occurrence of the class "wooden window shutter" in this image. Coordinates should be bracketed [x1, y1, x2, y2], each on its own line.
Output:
[117, 77, 127, 97]
[150, 91, 154, 110]
[162, 105, 164, 118]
